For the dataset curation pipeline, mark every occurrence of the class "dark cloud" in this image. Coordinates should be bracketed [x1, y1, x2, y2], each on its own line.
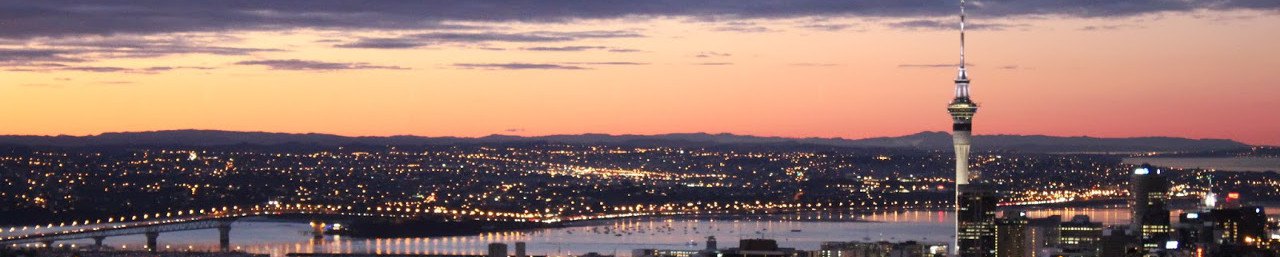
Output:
[0, 49, 83, 64]
[40, 36, 278, 58]
[607, 48, 643, 53]
[453, 63, 589, 70]
[336, 31, 642, 49]
[4, 1, 1273, 39]
[693, 62, 734, 66]
[236, 59, 409, 71]
[1, 35, 277, 67]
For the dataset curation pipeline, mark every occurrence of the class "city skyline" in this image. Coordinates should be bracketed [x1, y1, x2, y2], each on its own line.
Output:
[1, 1, 1278, 145]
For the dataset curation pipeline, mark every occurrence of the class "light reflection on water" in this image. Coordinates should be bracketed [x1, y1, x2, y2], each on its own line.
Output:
[31, 207, 1280, 257]
[43, 211, 954, 257]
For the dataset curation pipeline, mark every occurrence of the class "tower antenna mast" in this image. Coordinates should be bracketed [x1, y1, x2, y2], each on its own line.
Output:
[960, 0, 966, 69]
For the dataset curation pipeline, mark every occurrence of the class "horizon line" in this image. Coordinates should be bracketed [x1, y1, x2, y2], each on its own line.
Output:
[0, 128, 1261, 145]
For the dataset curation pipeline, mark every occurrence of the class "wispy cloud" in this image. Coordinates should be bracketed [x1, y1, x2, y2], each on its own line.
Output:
[898, 63, 971, 68]
[711, 21, 778, 33]
[0, 49, 83, 64]
[791, 63, 842, 67]
[5, 1, 1273, 39]
[336, 31, 643, 49]
[1, 35, 277, 69]
[236, 59, 408, 71]
[886, 20, 1028, 31]
[563, 62, 649, 66]
[1079, 24, 1144, 31]
[521, 46, 609, 52]
[695, 52, 732, 58]
[796, 23, 860, 31]
[7, 64, 216, 74]
[453, 63, 589, 70]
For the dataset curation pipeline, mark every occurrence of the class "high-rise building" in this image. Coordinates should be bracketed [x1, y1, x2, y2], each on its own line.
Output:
[1098, 228, 1141, 257]
[947, 1, 989, 256]
[1130, 165, 1171, 251]
[958, 184, 997, 257]
[1210, 206, 1268, 247]
[1027, 215, 1063, 257]
[996, 211, 1030, 257]
[1058, 215, 1103, 256]
[1176, 211, 1212, 254]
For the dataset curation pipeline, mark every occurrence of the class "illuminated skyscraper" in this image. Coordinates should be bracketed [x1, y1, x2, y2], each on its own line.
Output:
[949, 1, 993, 257]
[1130, 164, 1171, 252]
[995, 211, 1030, 257]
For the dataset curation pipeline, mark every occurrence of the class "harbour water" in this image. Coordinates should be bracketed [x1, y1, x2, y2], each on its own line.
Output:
[27, 207, 1280, 257]
[1123, 157, 1280, 172]
[34, 211, 956, 257]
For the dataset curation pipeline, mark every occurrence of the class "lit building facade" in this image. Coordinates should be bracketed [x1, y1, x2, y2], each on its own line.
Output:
[996, 211, 1030, 257]
[1129, 165, 1171, 251]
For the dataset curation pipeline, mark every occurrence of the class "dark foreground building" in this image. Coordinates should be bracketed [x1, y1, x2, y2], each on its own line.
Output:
[958, 184, 997, 257]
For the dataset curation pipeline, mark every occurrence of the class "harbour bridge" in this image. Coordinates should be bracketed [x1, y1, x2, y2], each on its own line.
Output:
[0, 199, 954, 253]
[0, 203, 545, 252]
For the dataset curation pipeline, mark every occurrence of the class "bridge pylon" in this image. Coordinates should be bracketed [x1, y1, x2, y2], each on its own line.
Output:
[92, 236, 106, 251]
[217, 220, 233, 252]
[310, 220, 325, 243]
[145, 231, 159, 253]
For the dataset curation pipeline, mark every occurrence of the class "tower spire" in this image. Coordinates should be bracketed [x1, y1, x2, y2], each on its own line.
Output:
[960, 0, 966, 69]
[956, 0, 969, 82]
[953, 0, 971, 98]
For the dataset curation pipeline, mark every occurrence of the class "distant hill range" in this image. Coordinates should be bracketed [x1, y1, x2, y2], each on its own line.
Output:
[0, 130, 1251, 153]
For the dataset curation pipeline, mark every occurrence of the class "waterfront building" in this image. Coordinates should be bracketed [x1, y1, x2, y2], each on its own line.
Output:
[1026, 215, 1062, 257]
[814, 241, 947, 257]
[721, 239, 802, 257]
[1057, 215, 1102, 256]
[816, 241, 893, 257]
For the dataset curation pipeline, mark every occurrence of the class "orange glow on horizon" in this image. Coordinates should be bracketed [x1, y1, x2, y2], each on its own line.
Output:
[2, 13, 1278, 145]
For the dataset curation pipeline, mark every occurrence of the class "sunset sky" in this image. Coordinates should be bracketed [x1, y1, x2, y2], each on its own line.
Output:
[2, 1, 1278, 145]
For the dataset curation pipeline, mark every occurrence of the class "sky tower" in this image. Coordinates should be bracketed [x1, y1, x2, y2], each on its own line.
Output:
[949, 0, 978, 185]
[951, 1, 995, 257]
